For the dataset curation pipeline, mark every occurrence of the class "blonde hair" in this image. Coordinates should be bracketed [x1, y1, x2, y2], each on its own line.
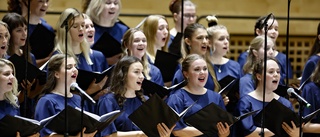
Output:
[0, 59, 19, 108]
[0, 21, 10, 58]
[85, 0, 121, 26]
[143, 15, 169, 63]
[243, 35, 274, 74]
[121, 28, 151, 80]
[55, 8, 93, 65]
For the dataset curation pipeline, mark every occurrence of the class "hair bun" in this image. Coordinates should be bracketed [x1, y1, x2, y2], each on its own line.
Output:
[206, 15, 218, 27]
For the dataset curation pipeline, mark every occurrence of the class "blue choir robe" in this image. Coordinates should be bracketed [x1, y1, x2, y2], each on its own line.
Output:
[275, 52, 293, 85]
[302, 82, 320, 137]
[237, 51, 249, 75]
[233, 95, 293, 136]
[149, 64, 164, 86]
[93, 22, 129, 47]
[34, 93, 84, 137]
[0, 100, 20, 119]
[213, 60, 241, 80]
[166, 88, 225, 137]
[96, 93, 149, 136]
[28, 18, 54, 35]
[239, 73, 255, 98]
[301, 55, 320, 87]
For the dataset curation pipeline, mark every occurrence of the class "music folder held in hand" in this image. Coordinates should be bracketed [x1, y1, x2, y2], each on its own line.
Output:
[8, 54, 47, 85]
[45, 106, 122, 136]
[29, 24, 55, 59]
[0, 114, 53, 137]
[128, 94, 196, 137]
[253, 99, 320, 137]
[184, 102, 258, 137]
[154, 50, 181, 82]
[91, 32, 122, 58]
[76, 65, 114, 95]
[141, 79, 187, 98]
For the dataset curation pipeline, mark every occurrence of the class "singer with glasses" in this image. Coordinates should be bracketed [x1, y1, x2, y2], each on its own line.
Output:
[302, 60, 320, 136]
[168, 0, 197, 57]
[233, 57, 299, 137]
[96, 56, 174, 137]
[34, 54, 97, 137]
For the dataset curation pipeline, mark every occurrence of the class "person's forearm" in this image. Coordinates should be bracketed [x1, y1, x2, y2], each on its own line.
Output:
[105, 131, 147, 137]
[172, 126, 203, 137]
[303, 123, 320, 133]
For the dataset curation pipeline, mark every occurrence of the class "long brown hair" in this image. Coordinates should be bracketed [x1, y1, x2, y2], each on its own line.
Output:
[109, 56, 146, 108]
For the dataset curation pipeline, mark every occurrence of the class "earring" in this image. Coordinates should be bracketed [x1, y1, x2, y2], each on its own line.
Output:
[210, 47, 213, 56]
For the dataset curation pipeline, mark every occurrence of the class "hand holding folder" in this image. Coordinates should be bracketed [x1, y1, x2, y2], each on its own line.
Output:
[253, 99, 320, 137]
[128, 94, 195, 137]
[142, 79, 187, 98]
[76, 65, 114, 94]
[45, 106, 122, 136]
[184, 102, 258, 137]
[8, 54, 46, 85]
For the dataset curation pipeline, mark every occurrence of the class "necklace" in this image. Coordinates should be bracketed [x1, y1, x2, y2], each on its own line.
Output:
[215, 65, 222, 73]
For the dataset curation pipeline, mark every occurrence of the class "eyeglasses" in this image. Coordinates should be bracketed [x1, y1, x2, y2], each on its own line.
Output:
[183, 14, 197, 19]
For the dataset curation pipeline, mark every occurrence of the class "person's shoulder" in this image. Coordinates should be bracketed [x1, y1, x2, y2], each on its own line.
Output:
[308, 55, 320, 62]
[240, 73, 253, 80]
[226, 59, 240, 67]
[206, 89, 220, 96]
[100, 92, 116, 101]
[277, 96, 292, 107]
[91, 49, 105, 57]
[114, 22, 129, 30]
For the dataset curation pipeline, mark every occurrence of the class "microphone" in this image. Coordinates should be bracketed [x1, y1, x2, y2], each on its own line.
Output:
[70, 82, 96, 104]
[287, 88, 311, 108]
[261, 13, 273, 29]
[60, 13, 74, 28]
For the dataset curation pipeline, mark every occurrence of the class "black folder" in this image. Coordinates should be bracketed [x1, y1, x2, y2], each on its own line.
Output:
[45, 106, 122, 136]
[218, 75, 239, 96]
[141, 79, 187, 98]
[154, 50, 180, 82]
[184, 102, 258, 136]
[91, 32, 122, 58]
[29, 24, 55, 59]
[168, 32, 183, 58]
[8, 54, 46, 85]
[253, 99, 300, 137]
[76, 65, 114, 94]
[128, 94, 195, 137]
[274, 85, 300, 98]
[0, 115, 50, 137]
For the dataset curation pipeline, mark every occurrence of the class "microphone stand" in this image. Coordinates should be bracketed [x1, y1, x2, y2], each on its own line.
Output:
[299, 101, 304, 137]
[62, 19, 69, 137]
[260, 14, 272, 137]
[80, 95, 85, 137]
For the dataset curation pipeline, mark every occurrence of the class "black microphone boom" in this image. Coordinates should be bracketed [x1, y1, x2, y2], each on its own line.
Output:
[287, 88, 311, 108]
[60, 13, 74, 28]
[70, 83, 96, 104]
[261, 13, 273, 28]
